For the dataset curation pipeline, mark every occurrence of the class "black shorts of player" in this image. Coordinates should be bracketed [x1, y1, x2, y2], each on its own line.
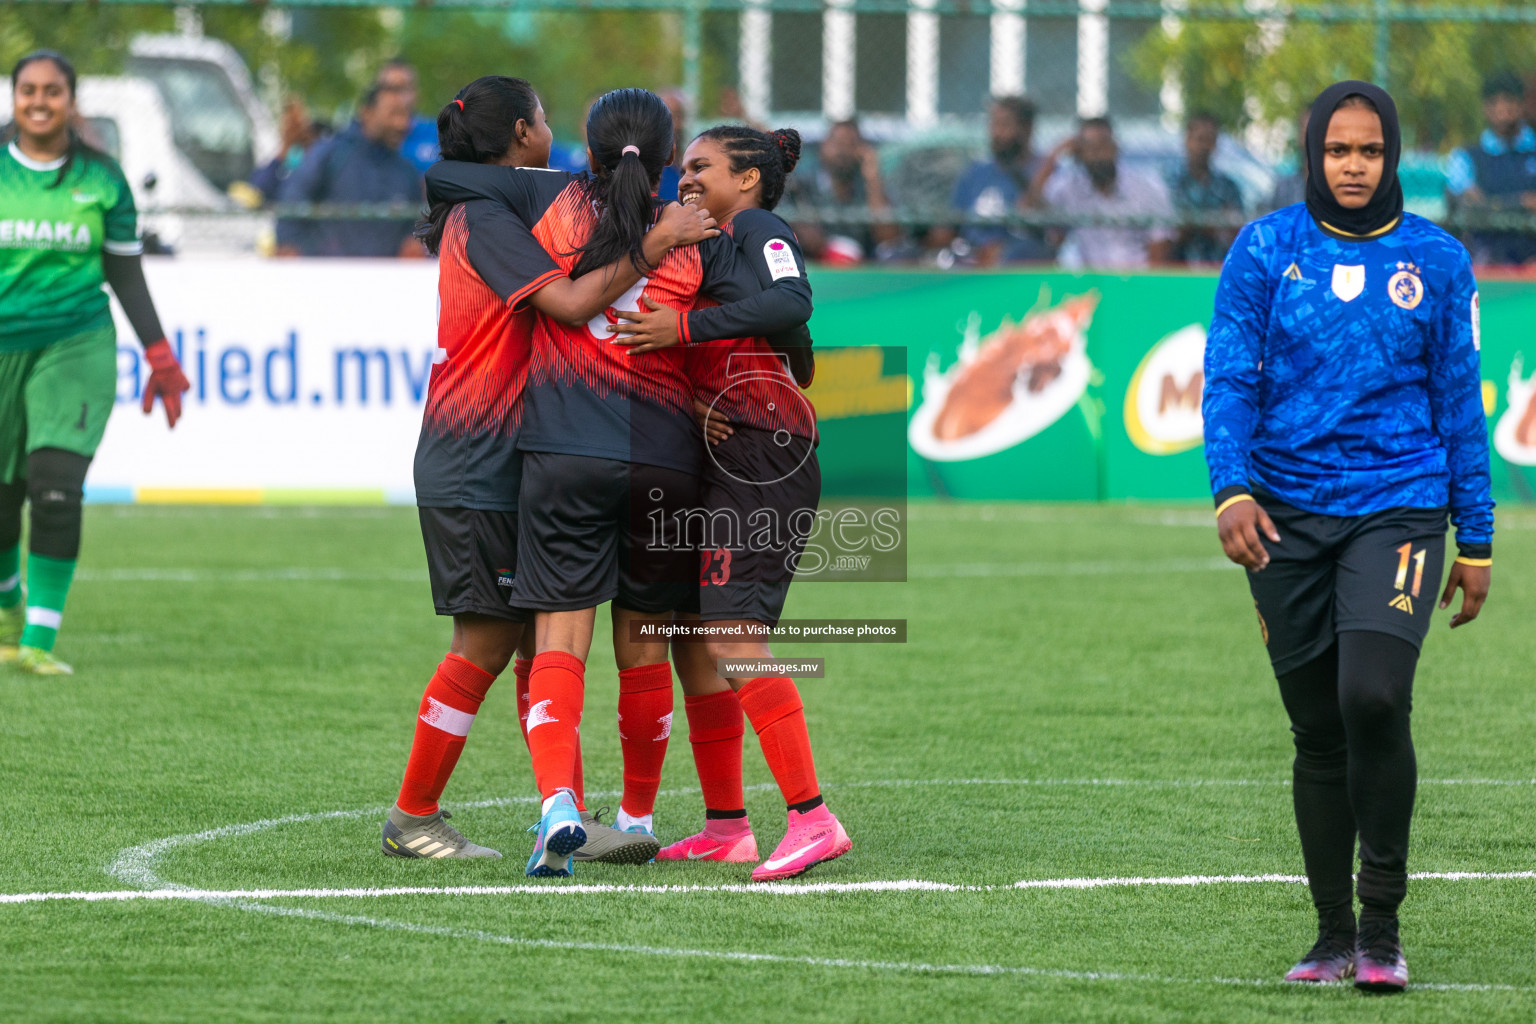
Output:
[688, 425, 821, 627]
[510, 451, 700, 614]
[418, 506, 530, 622]
[1245, 488, 1447, 676]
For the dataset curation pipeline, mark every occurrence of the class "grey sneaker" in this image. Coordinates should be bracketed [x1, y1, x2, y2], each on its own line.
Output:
[572, 807, 660, 864]
[381, 806, 501, 859]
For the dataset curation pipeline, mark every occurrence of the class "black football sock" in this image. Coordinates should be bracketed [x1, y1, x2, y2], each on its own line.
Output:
[1338, 630, 1419, 921]
[1277, 642, 1357, 922]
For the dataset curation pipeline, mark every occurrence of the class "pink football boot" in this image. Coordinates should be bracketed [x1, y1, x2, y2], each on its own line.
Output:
[656, 819, 759, 863]
[751, 805, 851, 882]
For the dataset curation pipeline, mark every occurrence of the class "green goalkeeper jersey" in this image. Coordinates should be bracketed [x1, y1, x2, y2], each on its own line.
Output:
[0, 140, 142, 352]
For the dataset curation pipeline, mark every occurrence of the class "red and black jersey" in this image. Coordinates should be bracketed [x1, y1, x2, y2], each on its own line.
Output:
[425, 162, 814, 475]
[682, 210, 817, 440]
[412, 199, 561, 510]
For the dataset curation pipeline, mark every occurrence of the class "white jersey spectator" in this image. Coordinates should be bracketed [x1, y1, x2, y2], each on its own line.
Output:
[1033, 116, 1174, 269]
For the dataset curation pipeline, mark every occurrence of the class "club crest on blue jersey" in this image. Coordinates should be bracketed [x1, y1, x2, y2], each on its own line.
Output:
[1331, 264, 1365, 302]
[1389, 262, 1423, 310]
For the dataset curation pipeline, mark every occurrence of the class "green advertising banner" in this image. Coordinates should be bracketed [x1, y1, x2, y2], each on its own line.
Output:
[802, 269, 1536, 504]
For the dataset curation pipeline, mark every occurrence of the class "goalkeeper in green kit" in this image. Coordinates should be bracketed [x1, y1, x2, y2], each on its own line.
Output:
[0, 51, 189, 674]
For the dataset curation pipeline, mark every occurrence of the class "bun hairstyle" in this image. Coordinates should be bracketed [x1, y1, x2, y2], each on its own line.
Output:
[692, 124, 802, 210]
[6, 49, 102, 189]
[416, 75, 539, 255]
[573, 87, 675, 279]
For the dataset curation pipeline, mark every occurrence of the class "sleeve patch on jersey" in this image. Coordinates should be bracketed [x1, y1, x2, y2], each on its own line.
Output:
[764, 239, 800, 281]
[1471, 291, 1481, 351]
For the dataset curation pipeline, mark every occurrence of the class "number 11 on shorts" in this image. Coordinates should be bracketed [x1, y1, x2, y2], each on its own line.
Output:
[1394, 543, 1426, 597]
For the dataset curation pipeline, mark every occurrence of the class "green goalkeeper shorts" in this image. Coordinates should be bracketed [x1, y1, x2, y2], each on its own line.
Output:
[0, 323, 118, 485]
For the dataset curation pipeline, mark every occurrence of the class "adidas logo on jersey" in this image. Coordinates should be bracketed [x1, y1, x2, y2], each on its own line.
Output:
[1283, 262, 1304, 281]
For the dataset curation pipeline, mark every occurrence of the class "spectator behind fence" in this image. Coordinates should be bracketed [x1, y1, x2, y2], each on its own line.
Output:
[247, 96, 329, 203]
[378, 58, 439, 174]
[1265, 104, 1311, 213]
[275, 85, 423, 258]
[1446, 70, 1536, 265]
[938, 95, 1052, 265]
[1168, 112, 1243, 264]
[1030, 116, 1174, 269]
[784, 118, 901, 264]
[656, 88, 691, 201]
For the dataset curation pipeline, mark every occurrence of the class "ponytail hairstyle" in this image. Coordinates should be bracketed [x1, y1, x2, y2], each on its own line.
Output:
[7, 50, 103, 189]
[572, 87, 674, 279]
[416, 75, 540, 255]
[690, 124, 802, 211]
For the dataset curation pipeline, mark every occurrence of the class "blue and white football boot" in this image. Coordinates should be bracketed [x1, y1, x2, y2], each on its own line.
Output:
[525, 790, 587, 877]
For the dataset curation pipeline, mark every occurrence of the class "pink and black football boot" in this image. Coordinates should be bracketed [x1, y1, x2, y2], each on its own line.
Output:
[1354, 917, 1409, 993]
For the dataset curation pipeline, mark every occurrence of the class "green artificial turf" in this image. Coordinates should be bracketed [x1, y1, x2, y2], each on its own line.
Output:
[1, 502, 1533, 1022]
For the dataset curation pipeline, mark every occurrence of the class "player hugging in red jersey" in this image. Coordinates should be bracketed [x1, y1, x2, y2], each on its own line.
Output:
[607, 125, 849, 882]
[383, 76, 717, 863]
[425, 88, 844, 880]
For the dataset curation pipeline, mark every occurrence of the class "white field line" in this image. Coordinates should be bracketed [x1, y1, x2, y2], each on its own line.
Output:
[908, 556, 1236, 579]
[13, 870, 1536, 906]
[73, 557, 1240, 584]
[75, 568, 424, 583]
[102, 776, 1536, 890]
[0, 777, 1508, 994]
[173, 899, 1536, 994]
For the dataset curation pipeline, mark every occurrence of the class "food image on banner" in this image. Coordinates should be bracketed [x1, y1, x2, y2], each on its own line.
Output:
[908, 293, 1097, 462]
[1123, 323, 1206, 456]
[1494, 354, 1536, 467]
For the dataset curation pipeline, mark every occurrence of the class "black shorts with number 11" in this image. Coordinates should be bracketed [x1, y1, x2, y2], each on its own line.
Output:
[1245, 489, 1447, 676]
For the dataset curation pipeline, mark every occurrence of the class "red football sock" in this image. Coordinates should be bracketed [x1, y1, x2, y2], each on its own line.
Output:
[737, 677, 820, 807]
[520, 657, 588, 810]
[513, 657, 533, 751]
[526, 651, 585, 800]
[573, 729, 587, 813]
[617, 662, 674, 817]
[396, 653, 496, 816]
[684, 690, 745, 814]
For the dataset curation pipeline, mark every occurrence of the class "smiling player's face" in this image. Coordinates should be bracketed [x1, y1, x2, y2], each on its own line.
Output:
[678, 137, 759, 222]
[1322, 104, 1385, 210]
[11, 59, 74, 151]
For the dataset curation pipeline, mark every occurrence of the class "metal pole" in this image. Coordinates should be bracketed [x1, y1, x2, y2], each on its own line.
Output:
[682, 0, 703, 132]
[1373, 0, 1390, 88]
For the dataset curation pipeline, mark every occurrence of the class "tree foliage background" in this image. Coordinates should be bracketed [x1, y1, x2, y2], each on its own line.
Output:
[1127, 0, 1536, 151]
[0, 3, 738, 145]
[7, 2, 1536, 154]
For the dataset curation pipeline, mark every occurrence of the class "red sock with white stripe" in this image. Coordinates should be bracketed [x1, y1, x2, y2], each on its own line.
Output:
[517, 655, 587, 812]
[526, 651, 585, 800]
[396, 653, 496, 816]
[616, 662, 674, 823]
[684, 689, 746, 816]
[737, 677, 822, 810]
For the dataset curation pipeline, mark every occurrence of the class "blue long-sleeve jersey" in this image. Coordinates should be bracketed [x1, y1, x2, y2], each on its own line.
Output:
[1203, 205, 1494, 554]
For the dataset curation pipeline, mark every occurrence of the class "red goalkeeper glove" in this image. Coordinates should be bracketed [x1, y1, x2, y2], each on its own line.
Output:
[141, 339, 190, 428]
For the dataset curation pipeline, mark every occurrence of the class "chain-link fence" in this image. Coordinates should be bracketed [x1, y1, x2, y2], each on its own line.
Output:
[12, 1, 1536, 264]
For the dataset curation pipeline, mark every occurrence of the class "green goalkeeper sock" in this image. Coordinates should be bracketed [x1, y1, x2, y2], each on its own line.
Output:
[0, 545, 19, 608]
[20, 552, 75, 652]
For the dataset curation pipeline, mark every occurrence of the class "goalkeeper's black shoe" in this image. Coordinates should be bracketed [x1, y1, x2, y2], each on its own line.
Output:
[1354, 916, 1409, 993]
[1283, 918, 1356, 983]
